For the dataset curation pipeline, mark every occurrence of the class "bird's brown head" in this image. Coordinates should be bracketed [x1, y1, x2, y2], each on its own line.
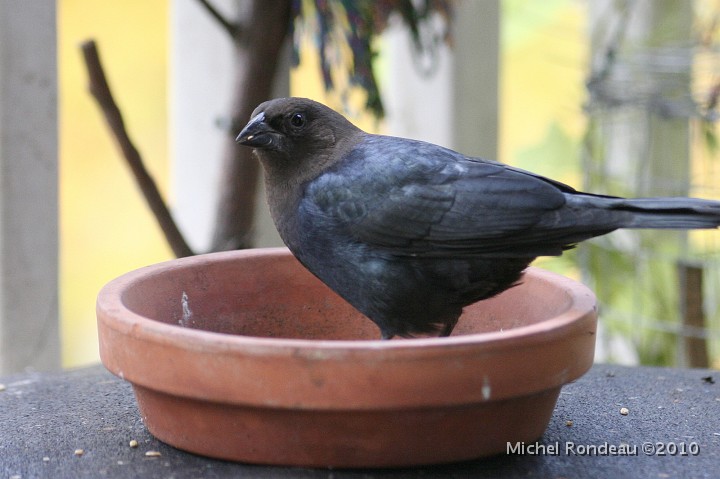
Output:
[236, 97, 362, 184]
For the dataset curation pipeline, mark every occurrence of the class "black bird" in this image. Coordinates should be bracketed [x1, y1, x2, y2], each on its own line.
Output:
[237, 97, 720, 339]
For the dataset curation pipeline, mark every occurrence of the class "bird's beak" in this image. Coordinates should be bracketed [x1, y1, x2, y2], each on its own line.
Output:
[236, 112, 276, 148]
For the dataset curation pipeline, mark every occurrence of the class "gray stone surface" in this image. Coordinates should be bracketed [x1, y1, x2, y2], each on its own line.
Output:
[1, 364, 718, 478]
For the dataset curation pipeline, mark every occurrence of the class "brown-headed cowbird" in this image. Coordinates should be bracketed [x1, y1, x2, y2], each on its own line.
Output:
[237, 97, 720, 339]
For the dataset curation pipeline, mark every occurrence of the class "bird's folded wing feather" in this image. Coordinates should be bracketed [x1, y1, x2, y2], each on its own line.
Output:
[306, 136, 580, 257]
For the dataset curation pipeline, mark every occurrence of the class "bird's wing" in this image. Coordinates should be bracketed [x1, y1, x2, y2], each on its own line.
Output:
[305, 135, 583, 258]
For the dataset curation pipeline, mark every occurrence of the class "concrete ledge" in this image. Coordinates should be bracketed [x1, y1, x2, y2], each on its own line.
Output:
[1, 364, 717, 478]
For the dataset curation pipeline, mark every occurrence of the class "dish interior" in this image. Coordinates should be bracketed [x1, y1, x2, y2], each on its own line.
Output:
[120, 252, 573, 341]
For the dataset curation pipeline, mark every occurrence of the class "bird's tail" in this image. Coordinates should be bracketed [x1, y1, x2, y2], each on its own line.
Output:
[578, 195, 720, 229]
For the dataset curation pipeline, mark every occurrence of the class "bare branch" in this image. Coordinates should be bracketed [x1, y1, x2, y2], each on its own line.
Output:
[80, 40, 195, 258]
[209, 0, 292, 251]
[196, 0, 240, 39]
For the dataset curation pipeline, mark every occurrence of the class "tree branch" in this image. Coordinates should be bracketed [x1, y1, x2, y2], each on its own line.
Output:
[209, 0, 291, 251]
[195, 0, 240, 39]
[81, 40, 195, 258]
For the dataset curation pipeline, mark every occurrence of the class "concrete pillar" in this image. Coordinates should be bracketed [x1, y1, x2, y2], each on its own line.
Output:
[0, 0, 60, 373]
[382, 1, 500, 160]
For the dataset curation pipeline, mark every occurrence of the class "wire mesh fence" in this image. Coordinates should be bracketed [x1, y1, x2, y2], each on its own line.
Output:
[582, 0, 720, 367]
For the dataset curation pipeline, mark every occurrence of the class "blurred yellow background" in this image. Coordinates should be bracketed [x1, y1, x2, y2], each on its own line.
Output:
[59, 1, 172, 366]
[59, 1, 586, 367]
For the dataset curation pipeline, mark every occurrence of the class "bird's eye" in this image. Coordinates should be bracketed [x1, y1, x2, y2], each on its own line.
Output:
[290, 112, 306, 128]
